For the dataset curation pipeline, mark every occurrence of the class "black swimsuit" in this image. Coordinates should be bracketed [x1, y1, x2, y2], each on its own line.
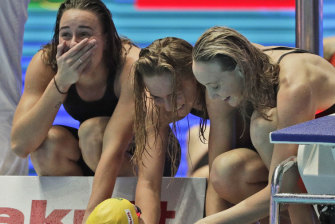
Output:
[61, 75, 181, 177]
[63, 75, 118, 124]
[263, 46, 310, 63]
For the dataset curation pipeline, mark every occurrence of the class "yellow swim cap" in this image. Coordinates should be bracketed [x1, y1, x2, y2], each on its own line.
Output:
[86, 198, 139, 224]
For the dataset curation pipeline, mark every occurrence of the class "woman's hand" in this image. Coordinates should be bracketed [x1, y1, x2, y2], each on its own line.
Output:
[81, 213, 89, 224]
[55, 38, 96, 91]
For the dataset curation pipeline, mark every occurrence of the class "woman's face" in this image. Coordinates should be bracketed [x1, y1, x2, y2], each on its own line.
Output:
[192, 59, 244, 107]
[143, 73, 198, 118]
[59, 9, 104, 71]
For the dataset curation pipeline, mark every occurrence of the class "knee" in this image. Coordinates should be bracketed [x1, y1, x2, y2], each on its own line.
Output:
[78, 119, 106, 163]
[31, 127, 78, 173]
[210, 153, 243, 191]
[78, 119, 104, 150]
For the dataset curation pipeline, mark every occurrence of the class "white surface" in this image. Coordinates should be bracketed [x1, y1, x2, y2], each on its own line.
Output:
[297, 144, 335, 195]
[0, 176, 206, 224]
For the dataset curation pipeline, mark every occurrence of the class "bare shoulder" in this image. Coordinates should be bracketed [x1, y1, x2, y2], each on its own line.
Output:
[279, 53, 334, 86]
[25, 50, 55, 93]
[123, 43, 141, 65]
[278, 53, 335, 111]
[324, 36, 335, 60]
[119, 44, 140, 80]
[116, 44, 140, 97]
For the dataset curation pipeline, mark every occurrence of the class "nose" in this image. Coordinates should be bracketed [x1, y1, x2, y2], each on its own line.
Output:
[69, 35, 81, 48]
[207, 88, 220, 100]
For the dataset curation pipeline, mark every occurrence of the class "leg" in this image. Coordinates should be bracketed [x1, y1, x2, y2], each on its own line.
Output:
[211, 148, 268, 204]
[79, 116, 134, 176]
[186, 124, 209, 178]
[31, 126, 82, 176]
[78, 117, 109, 171]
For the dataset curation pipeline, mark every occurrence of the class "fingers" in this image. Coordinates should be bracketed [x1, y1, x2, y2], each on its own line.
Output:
[64, 38, 89, 59]
[63, 39, 96, 66]
[73, 45, 95, 72]
[72, 40, 96, 64]
[56, 41, 67, 59]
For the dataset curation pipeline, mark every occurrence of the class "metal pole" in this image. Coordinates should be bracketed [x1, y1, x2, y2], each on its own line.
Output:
[270, 157, 297, 224]
[295, 0, 323, 56]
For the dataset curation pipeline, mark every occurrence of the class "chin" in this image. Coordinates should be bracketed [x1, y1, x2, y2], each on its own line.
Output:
[228, 99, 239, 108]
[176, 105, 191, 119]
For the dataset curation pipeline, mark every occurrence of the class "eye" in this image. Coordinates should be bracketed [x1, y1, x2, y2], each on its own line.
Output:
[78, 32, 91, 38]
[209, 84, 219, 90]
[152, 96, 163, 104]
[60, 32, 71, 40]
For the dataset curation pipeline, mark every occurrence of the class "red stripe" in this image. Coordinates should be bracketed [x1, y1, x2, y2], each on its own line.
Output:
[330, 53, 335, 66]
[135, 0, 295, 10]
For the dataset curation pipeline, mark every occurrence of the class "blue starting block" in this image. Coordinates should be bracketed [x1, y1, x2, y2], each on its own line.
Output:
[269, 114, 335, 224]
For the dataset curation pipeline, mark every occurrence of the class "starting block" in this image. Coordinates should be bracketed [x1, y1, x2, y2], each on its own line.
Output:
[269, 114, 335, 223]
[0, 176, 206, 224]
[270, 114, 335, 195]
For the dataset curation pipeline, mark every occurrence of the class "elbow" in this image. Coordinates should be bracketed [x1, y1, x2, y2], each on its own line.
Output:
[11, 140, 30, 158]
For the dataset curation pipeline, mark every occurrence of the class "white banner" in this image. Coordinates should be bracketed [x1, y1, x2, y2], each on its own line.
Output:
[0, 176, 206, 224]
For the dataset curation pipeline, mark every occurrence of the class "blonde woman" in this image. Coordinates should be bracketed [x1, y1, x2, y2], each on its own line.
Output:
[132, 37, 267, 223]
[192, 26, 335, 223]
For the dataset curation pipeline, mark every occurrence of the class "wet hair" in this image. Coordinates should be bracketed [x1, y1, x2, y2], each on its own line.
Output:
[133, 37, 207, 175]
[41, 0, 126, 77]
[193, 26, 280, 121]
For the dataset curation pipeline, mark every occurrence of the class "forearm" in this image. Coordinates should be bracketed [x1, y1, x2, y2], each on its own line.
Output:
[135, 179, 161, 224]
[204, 184, 270, 224]
[84, 154, 123, 219]
[11, 79, 67, 157]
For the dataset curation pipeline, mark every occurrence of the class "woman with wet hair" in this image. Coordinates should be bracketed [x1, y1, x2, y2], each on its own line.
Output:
[192, 26, 335, 223]
[10, 0, 141, 221]
[132, 36, 207, 223]
[131, 36, 269, 223]
[12, 0, 139, 174]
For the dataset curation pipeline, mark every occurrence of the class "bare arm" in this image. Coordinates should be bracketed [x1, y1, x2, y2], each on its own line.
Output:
[11, 40, 94, 157]
[83, 47, 140, 223]
[11, 51, 64, 158]
[135, 122, 169, 224]
[205, 93, 237, 215]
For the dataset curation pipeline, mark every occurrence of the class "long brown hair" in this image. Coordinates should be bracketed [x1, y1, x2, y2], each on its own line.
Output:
[41, 0, 124, 77]
[133, 37, 207, 175]
[193, 26, 280, 120]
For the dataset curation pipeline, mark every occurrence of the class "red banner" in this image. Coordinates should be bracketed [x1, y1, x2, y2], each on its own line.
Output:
[136, 0, 295, 10]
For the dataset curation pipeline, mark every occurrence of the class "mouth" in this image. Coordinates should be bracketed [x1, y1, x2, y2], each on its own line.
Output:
[177, 104, 184, 111]
[223, 96, 230, 102]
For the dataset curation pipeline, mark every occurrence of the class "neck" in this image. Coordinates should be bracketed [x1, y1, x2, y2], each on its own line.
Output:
[78, 64, 109, 88]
